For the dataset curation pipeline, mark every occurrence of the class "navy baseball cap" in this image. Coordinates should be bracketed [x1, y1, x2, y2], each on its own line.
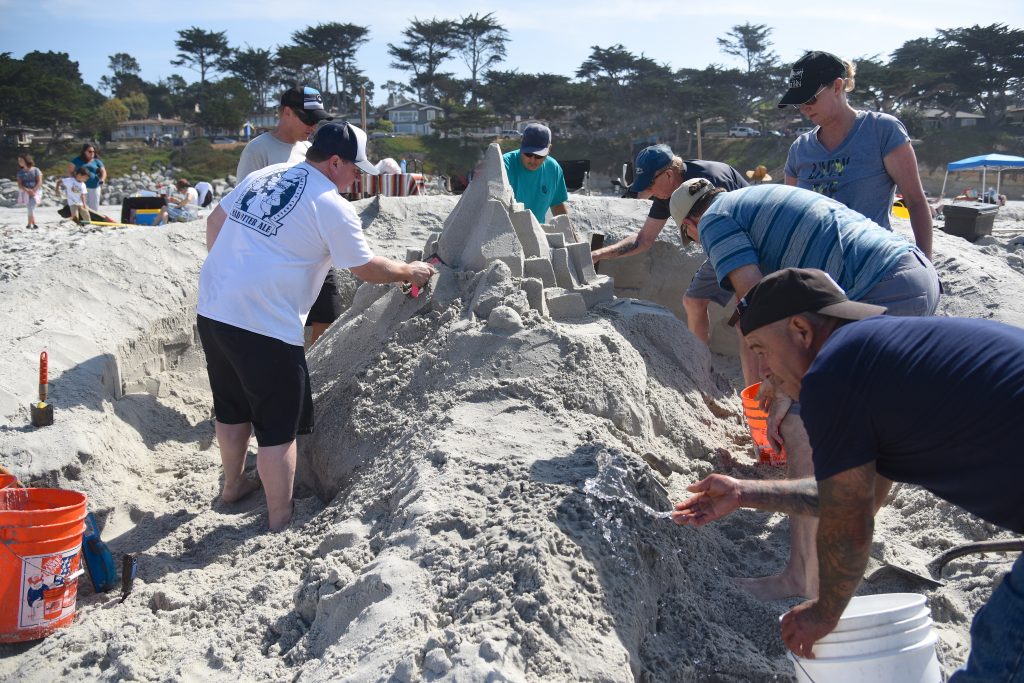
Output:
[629, 144, 673, 194]
[777, 52, 846, 108]
[281, 86, 334, 123]
[310, 122, 378, 174]
[520, 123, 552, 156]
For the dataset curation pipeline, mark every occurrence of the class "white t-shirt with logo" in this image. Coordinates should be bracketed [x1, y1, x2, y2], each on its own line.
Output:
[197, 162, 374, 346]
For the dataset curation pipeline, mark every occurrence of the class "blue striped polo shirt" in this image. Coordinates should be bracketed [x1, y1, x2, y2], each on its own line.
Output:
[698, 184, 912, 299]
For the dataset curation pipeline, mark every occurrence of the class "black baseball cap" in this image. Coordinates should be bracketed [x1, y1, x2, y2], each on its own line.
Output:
[281, 86, 333, 124]
[777, 52, 846, 108]
[738, 268, 886, 335]
[309, 122, 378, 174]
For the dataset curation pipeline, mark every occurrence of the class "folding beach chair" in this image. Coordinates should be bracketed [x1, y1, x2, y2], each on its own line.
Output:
[557, 160, 591, 195]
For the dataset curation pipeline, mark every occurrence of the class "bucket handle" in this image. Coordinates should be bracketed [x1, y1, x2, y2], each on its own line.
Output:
[0, 540, 83, 575]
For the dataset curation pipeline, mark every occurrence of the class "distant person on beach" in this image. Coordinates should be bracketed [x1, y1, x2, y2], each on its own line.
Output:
[198, 122, 436, 531]
[780, 51, 932, 259]
[591, 144, 748, 344]
[59, 168, 91, 225]
[502, 123, 569, 225]
[672, 267, 1024, 681]
[194, 181, 214, 208]
[670, 180, 939, 601]
[157, 179, 199, 224]
[67, 143, 106, 211]
[238, 86, 343, 347]
[16, 153, 43, 229]
[745, 165, 772, 184]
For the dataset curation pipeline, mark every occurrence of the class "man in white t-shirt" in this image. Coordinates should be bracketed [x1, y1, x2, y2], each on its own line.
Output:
[199, 122, 436, 531]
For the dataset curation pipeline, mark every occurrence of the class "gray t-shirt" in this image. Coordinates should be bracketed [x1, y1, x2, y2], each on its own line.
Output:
[236, 132, 311, 181]
[784, 111, 909, 228]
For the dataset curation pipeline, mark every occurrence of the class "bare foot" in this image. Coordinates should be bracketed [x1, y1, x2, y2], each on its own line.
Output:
[221, 475, 261, 503]
[268, 501, 294, 532]
[735, 573, 815, 601]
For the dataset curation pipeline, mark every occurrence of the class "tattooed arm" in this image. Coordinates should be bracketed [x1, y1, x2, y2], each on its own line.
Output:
[672, 473, 819, 526]
[592, 216, 667, 263]
[780, 462, 877, 658]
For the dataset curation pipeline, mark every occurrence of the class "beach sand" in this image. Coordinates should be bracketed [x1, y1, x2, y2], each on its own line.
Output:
[1, 176, 1022, 681]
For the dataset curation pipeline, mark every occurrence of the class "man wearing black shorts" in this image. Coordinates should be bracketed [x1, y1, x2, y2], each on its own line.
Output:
[590, 144, 748, 343]
[200, 122, 436, 530]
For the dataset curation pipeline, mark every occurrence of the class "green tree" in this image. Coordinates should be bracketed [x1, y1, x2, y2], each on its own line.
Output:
[93, 98, 130, 140]
[121, 92, 150, 119]
[275, 44, 325, 92]
[171, 27, 231, 87]
[935, 23, 1024, 125]
[717, 23, 783, 125]
[195, 77, 254, 132]
[291, 22, 371, 111]
[717, 23, 778, 73]
[387, 18, 460, 105]
[456, 13, 508, 104]
[100, 53, 148, 97]
[226, 47, 276, 111]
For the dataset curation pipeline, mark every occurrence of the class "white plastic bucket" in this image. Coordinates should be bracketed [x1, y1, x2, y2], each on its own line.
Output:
[818, 606, 931, 644]
[790, 632, 941, 683]
[812, 620, 934, 658]
[829, 593, 926, 632]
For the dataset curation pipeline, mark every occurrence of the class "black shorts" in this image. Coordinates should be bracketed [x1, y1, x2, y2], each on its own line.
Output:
[197, 315, 313, 446]
[306, 269, 343, 325]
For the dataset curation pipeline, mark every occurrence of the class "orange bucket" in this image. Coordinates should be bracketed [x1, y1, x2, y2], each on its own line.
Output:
[740, 382, 787, 466]
[0, 474, 17, 489]
[0, 488, 87, 643]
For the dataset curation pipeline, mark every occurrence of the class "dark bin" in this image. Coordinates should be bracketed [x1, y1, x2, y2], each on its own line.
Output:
[120, 196, 167, 225]
[942, 201, 998, 242]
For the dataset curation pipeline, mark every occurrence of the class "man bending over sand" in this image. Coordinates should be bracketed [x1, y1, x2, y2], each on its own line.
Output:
[198, 122, 435, 530]
[673, 268, 1023, 681]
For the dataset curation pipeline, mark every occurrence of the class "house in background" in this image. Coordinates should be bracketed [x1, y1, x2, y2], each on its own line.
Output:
[383, 101, 443, 135]
[112, 115, 189, 142]
[920, 109, 985, 131]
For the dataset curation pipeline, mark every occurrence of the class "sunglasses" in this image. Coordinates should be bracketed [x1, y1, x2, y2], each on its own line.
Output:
[292, 107, 317, 126]
[523, 152, 545, 160]
[790, 83, 831, 109]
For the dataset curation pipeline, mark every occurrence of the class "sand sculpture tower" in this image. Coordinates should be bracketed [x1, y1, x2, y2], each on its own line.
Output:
[414, 143, 614, 319]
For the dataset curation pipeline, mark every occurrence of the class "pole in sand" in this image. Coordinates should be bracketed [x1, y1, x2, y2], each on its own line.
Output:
[30, 351, 54, 427]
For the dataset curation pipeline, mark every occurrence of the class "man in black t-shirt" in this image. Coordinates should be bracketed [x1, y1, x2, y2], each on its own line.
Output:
[591, 144, 748, 343]
[672, 268, 1024, 681]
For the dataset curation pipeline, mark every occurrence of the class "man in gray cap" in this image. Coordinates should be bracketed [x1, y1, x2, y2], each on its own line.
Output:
[591, 144, 748, 343]
[502, 123, 569, 224]
[199, 122, 436, 531]
[673, 267, 1024, 681]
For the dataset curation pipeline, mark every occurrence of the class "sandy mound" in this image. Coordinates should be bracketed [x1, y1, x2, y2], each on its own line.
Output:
[2, 161, 1023, 681]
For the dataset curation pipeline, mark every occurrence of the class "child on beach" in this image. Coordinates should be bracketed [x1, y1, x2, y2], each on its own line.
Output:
[16, 154, 43, 229]
[60, 168, 91, 225]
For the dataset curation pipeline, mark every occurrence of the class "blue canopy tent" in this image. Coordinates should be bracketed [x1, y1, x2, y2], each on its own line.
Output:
[941, 153, 1024, 200]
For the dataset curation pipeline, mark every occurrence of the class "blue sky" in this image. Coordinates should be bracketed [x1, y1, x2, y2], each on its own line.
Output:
[2, 1, 1021, 106]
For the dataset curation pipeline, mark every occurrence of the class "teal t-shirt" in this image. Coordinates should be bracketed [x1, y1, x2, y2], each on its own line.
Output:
[502, 151, 569, 224]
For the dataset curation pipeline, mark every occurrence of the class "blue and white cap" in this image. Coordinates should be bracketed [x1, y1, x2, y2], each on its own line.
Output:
[281, 86, 333, 123]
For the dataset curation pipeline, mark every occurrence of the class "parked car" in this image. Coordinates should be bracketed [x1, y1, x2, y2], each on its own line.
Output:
[728, 126, 761, 138]
[499, 130, 522, 138]
[793, 126, 815, 136]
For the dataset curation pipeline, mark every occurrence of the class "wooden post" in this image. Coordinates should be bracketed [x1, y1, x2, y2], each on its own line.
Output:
[696, 117, 703, 160]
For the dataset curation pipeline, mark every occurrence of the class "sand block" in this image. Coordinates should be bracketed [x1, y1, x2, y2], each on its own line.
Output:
[521, 277, 547, 315]
[510, 209, 550, 259]
[422, 232, 440, 258]
[406, 248, 422, 262]
[524, 257, 556, 287]
[551, 247, 579, 290]
[567, 242, 598, 283]
[546, 232, 566, 249]
[486, 306, 524, 333]
[548, 214, 577, 242]
[577, 275, 616, 308]
[544, 288, 588, 319]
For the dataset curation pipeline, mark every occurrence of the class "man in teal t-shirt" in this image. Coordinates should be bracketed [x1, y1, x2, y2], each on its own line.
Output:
[502, 123, 569, 224]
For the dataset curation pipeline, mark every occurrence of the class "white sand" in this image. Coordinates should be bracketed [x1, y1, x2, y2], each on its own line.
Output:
[1, 178, 1022, 681]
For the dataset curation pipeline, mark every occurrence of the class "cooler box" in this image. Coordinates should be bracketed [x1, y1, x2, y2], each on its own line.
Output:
[120, 196, 167, 225]
[942, 201, 998, 241]
[132, 209, 161, 226]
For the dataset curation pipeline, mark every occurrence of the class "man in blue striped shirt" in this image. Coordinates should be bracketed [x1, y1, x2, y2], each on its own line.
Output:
[670, 179, 939, 602]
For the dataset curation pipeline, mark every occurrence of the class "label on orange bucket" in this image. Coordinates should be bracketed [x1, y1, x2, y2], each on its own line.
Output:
[17, 549, 80, 630]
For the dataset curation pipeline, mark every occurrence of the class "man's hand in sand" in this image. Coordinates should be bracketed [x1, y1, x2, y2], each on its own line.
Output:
[780, 599, 839, 658]
[671, 474, 742, 526]
[407, 261, 437, 286]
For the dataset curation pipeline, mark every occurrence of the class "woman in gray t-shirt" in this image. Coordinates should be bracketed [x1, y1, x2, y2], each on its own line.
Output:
[779, 51, 932, 259]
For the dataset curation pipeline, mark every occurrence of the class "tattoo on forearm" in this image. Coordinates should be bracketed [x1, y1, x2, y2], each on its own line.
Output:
[744, 478, 819, 516]
[816, 468, 877, 619]
[615, 239, 640, 256]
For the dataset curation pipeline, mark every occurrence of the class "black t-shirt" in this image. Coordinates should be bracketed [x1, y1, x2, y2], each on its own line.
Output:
[640, 160, 749, 220]
[801, 316, 1024, 533]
